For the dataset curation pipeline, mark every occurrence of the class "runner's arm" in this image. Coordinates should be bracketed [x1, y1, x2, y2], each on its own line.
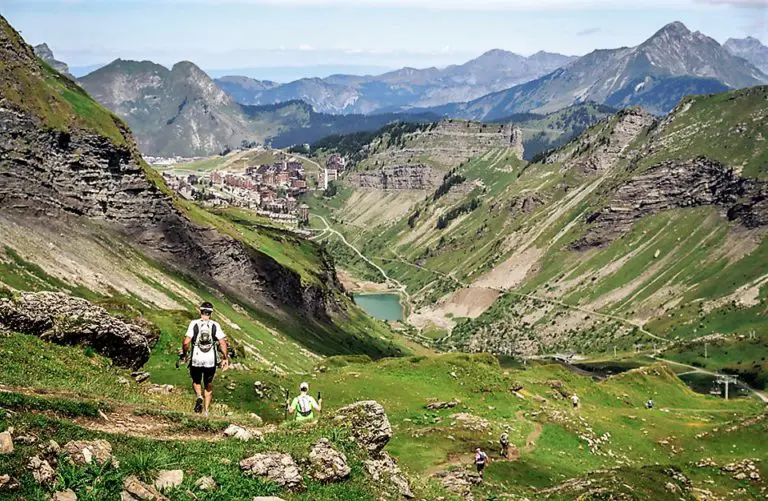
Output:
[182, 322, 194, 357]
[288, 397, 297, 414]
[314, 396, 322, 412]
[218, 337, 229, 370]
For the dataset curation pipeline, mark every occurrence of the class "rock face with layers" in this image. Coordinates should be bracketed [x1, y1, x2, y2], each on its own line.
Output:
[239, 453, 305, 491]
[333, 400, 393, 454]
[0, 292, 156, 368]
[358, 164, 435, 190]
[576, 157, 768, 248]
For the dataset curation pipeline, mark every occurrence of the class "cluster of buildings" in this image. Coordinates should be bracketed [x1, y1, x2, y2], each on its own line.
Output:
[162, 158, 312, 225]
[323, 153, 347, 189]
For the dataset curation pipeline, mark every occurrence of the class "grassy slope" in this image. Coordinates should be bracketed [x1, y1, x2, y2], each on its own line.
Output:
[1, 336, 766, 500]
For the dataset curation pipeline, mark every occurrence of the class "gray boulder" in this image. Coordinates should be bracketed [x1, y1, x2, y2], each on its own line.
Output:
[27, 455, 56, 485]
[240, 452, 304, 491]
[308, 438, 350, 483]
[194, 476, 216, 491]
[364, 451, 414, 498]
[0, 292, 157, 368]
[63, 439, 117, 467]
[333, 400, 392, 454]
[122, 475, 168, 500]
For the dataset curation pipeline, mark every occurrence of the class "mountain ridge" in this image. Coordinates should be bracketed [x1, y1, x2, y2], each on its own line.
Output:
[418, 21, 767, 120]
[214, 49, 576, 115]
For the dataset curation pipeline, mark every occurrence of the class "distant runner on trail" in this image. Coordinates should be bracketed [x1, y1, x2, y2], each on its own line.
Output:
[288, 382, 322, 422]
[474, 447, 488, 479]
[499, 432, 510, 458]
[181, 301, 229, 418]
[646, 398, 654, 410]
[571, 394, 580, 409]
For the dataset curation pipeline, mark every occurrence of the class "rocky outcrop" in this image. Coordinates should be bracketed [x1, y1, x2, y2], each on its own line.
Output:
[239, 453, 305, 491]
[0, 292, 156, 368]
[223, 424, 262, 442]
[308, 438, 351, 483]
[63, 439, 117, 467]
[433, 469, 482, 500]
[0, 432, 12, 454]
[358, 164, 435, 190]
[364, 451, 414, 498]
[333, 400, 392, 454]
[0, 66, 342, 323]
[563, 108, 655, 174]
[27, 456, 56, 485]
[122, 475, 168, 500]
[576, 157, 768, 248]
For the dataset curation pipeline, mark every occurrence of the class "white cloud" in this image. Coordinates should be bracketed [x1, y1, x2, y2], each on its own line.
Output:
[298, 44, 315, 51]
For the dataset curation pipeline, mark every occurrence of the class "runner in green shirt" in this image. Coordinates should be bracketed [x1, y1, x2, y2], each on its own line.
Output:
[288, 382, 322, 422]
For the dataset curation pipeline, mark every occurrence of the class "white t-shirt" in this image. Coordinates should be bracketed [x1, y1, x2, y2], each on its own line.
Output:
[185, 319, 226, 368]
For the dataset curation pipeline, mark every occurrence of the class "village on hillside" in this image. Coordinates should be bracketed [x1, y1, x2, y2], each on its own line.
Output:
[159, 150, 349, 226]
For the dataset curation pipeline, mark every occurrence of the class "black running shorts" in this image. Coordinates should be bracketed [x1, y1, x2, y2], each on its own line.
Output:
[190, 366, 216, 386]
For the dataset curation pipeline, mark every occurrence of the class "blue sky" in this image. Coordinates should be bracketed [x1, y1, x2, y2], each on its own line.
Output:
[4, 0, 767, 79]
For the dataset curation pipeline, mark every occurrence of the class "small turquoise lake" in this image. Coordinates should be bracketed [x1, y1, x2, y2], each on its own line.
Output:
[353, 293, 403, 321]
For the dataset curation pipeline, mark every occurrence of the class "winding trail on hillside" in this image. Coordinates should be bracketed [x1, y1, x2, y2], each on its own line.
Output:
[0, 384, 240, 441]
[312, 215, 411, 304]
[517, 410, 543, 452]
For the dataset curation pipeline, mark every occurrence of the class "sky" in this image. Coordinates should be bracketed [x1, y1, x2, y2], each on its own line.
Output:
[4, 0, 768, 80]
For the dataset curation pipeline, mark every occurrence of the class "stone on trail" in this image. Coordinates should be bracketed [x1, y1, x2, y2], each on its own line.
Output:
[223, 424, 262, 442]
[154, 469, 184, 491]
[425, 399, 460, 410]
[132, 371, 151, 383]
[308, 438, 351, 483]
[433, 468, 482, 499]
[123, 475, 168, 500]
[0, 431, 13, 454]
[333, 400, 392, 454]
[364, 451, 414, 498]
[63, 439, 116, 467]
[26, 455, 56, 485]
[52, 489, 78, 501]
[194, 476, 216, 491]
[240, 452, 305, 491]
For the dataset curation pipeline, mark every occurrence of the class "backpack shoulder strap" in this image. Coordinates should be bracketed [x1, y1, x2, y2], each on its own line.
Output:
[188, 321, 199, 368]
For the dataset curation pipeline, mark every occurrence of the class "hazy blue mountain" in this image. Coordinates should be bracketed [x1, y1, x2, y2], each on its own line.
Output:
[725, 36, 768, 75]
[214, 50, 576, 114]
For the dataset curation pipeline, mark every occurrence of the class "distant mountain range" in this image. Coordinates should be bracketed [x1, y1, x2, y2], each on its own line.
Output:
[77, 59, 436, 157]
[725, 36, 768, 75]
[215, 50, 577, 115]
[70, 22, 768, 157]
[420, 22, 767, 120]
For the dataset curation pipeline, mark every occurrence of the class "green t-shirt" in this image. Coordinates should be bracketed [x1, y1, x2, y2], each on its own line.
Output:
[291, 394, 319, 422]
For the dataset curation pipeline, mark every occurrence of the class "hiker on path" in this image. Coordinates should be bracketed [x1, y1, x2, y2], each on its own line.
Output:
[288, 382, 322, 422]
[499, 431, 510, 458]
[181, 301, 229, 417]
[474, 447, 488, 479]
[571, 394, 580, 409]
[646, 398, 654, 410]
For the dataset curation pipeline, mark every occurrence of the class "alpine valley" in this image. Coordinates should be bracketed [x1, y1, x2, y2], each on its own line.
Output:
[1, 11, 768, 501]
